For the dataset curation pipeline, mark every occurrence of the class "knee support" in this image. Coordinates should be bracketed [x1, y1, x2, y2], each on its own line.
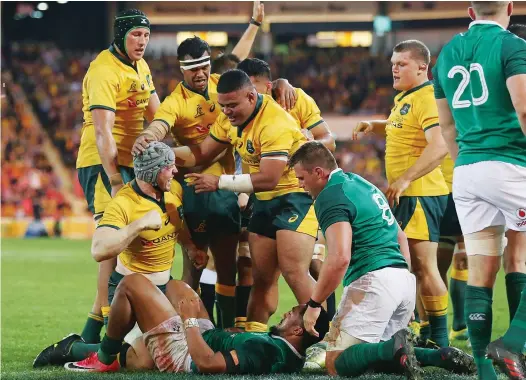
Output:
[312, 244, 326, 262]
[464, 226, 505, 257]
[237, 241, 251, 259]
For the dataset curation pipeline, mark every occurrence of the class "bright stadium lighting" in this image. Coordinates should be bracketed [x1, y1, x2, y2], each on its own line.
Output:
[57, 0, 68, 3]
[31, 10, 43, 19]
[37, 2, 48, 11]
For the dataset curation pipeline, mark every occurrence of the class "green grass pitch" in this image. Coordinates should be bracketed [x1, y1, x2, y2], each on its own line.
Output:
[1, 238, 512, 379]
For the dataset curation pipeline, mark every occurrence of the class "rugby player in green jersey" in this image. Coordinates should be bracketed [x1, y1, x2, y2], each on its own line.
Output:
[290, 141, 475, 379]
[63, 273, 330, 374]
[433, 2, 526, 378]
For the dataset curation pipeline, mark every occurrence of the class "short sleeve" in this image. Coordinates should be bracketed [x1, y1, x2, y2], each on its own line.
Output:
[209, 115, 231, 144]
[152, 92, 180, 129]
[235, 340, 277, 374]
[432, 64, 446, 99]
[501, 34, 526, 79]
[295, 89, 324, 130]
[97, 199, 129, 230]
[86, 67, 119, 112]
[259, 121, 295, 158]
[315, 185, 355, 233]
[416, 91, 440, 131]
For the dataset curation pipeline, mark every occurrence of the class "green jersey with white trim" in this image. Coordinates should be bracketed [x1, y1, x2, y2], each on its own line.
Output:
[433, 21, 526, 168]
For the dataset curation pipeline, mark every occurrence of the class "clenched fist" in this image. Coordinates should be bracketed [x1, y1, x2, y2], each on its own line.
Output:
[140, 210, 163, 231]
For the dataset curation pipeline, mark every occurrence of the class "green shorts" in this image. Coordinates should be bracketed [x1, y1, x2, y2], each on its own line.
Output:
[107, 271, 171, 307]
[440, 193, 462, 238]
[77, 165, 135, 218]
[179, 179, 241, 246]
[248, 192, 318, 240]
[393, 195, 448, 243]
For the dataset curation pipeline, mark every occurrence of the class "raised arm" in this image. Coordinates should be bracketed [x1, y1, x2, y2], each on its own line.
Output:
[174, 134, 229, 168]
[231, 0, 264, 60]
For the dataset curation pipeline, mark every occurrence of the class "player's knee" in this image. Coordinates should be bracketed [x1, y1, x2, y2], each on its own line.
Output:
[464, 226, 505, 257]
[118, 273, 147, 294]
[281, 266, 311, 286]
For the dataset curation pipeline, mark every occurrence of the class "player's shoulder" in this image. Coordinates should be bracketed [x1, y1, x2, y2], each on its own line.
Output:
[167, 180, 183, 203]
[261, 95, 297, 125]
[136, 57, 152, 72]
[209, 73, 221, 85]
[108, 184, 138, 211]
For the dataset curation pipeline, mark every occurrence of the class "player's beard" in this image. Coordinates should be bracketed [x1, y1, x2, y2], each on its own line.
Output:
[269, 325, 281, 335]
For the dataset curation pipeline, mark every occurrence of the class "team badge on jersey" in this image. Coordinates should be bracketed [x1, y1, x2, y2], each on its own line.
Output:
[400, 103, 411, 115]
[246, 139, 255, 154]
[128, 82, 137, 92]
[195, 104, 205, 118]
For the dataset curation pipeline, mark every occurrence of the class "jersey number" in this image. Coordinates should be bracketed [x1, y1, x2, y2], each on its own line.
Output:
[448, 64, 489, 108]
[373, 193, 395, 226]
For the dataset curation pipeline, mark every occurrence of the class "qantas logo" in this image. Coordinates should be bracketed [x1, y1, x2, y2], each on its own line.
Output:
[127, 98, 149, 108]
[141, 232, 178, 247]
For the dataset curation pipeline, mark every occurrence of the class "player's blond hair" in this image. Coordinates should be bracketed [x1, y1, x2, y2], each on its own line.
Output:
[393, 40, 431, 65]
[471, 1, 509, 16]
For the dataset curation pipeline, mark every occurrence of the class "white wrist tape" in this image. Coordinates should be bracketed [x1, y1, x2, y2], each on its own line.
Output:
[218, 174, 254, 193]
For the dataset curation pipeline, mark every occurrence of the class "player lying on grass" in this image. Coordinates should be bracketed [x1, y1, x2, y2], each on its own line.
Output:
[33, 142, 208, 368]
[57, 274, 329, 373]
[290, 142, 475, 379]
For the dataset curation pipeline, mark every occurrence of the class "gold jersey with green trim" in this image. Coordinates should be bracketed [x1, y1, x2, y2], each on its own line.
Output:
[210, 94, 307, 201]
[77, 46, 156, 169]
[152, 73, 234, 177]
[440, 154, 454, 192]
[385, 81, 449, 197]
[97, 180, 184, 273]
[287, 88, 324, 130]
[191, 329, 305, 374]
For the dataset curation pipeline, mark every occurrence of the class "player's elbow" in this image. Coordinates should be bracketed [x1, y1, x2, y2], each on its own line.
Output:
[257, 174, 281, 191]
[91, 240, 109, 262]
[324, 134, 336, 152]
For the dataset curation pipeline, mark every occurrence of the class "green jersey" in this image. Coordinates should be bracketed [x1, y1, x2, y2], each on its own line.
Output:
[433, 21, 526, 168]
[315, 169, 407, 287]
[190, 329, 304, 374]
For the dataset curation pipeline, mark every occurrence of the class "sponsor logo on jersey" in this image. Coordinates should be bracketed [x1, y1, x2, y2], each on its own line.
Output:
[195, 104, 205, 118]
[517, 208, 526, 220]
[246, 140, 255, 154]
[128, 82, 138, 92]
[127, 99, 137, 108]
[127, 98, 149, 108]
[141, 232, 178, 246]
[288, 214, 299, 223]
[400, 103, 411, 115]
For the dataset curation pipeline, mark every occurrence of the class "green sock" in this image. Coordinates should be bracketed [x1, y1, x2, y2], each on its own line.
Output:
[505, 272, 526, 321]
[465, 285, 497, 380]
[429, 315, 449, 347]
[335, 339, 394, 377]
[414, 347, 443, 367]
[70, 341, 100, 361]
[420, 321, 431, 341]
[502, 287, 526, 353]
[450, 276, 467, 331]
[216, 284, 236, 329]
[235, 285, 251, 325]
[98, 335, 122, 365]
[81, 313, 104, 344]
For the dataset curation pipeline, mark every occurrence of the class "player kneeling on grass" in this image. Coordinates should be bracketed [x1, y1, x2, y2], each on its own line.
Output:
[33, 142, 208, 369]
[290, 142, 475, 379]
[62, 274, 330, 373]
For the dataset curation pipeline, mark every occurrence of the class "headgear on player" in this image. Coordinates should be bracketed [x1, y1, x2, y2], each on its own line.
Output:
[133, 142, 175, 187]
[113, 9, 150, 60]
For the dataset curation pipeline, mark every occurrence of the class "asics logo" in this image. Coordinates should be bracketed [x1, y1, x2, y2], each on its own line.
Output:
[469, 313, 486, 321]
[288, 214, 299, 223]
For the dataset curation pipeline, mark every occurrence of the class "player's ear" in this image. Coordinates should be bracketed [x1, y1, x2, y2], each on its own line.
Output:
[508, 1, 513, 17]
[418, 63, 427, 75]
[266, 81, 272, 94]
[468, 7, 476, 21]
[292, 326, 304, 337]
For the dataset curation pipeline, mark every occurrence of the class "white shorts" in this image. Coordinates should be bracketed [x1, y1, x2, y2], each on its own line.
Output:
[326, 267, 416, 351]
[143, 315, 214, 373]
[453, 161, 526, 234]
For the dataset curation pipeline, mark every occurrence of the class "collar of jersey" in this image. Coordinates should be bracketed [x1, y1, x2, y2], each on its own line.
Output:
[109, 44, 138, 73]
[269, 334, 305, 360]
[237, 94, 263, 137]
[182, 81, 210, 101]
[469, 20, 506, 31]
[131, 179, 167, 212]
[397, 80, 432, 102]
[328, 168, 343, 181]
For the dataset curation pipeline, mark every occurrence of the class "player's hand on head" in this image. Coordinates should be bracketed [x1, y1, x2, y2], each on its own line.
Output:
[385, 177, 410, 208]
[273, 79, 297, 111]
[352, 121, 373, 140]
[184, 173, 219, 193]
[141, 210, 163, 231]
[132, 135, 151, 156]
[303, 306, 321, 338]
[252, 0, 264, 23]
